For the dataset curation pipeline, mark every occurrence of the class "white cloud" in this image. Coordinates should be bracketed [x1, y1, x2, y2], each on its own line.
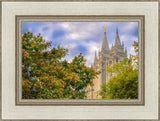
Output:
[60, 23, 70, 29]
[81, 41, 101, 67]
[68, 32, 80, 40]
[121, 22, 138, 34]
[58, 22, 115, 41]
[128, 46, 136, 57]
[28, 27, 32, 32]
[61, 40, 102, 67]
[120, 35, 138, 42]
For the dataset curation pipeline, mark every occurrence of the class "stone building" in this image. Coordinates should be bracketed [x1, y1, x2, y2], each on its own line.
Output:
[87, 27, 127, 99]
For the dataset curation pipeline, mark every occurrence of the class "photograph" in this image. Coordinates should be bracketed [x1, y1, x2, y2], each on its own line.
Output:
[22, 22, 138, 99]
[2, 0, 160, 120]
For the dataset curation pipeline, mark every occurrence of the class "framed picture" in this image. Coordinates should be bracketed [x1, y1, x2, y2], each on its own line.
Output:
[16, 16, 144, 106]
[1, 0, 159, 120]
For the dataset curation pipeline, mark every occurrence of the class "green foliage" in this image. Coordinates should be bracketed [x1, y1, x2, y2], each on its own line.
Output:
[100, 63, 138, 99]
[99, 41, 138, 99]
[22, 32, 99, 99]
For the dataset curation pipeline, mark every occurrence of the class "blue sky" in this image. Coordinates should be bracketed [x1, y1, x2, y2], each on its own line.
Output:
[22, 22, 138, 67]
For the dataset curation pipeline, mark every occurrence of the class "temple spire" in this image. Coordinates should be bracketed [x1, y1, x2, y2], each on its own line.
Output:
[94, 51, 97, 60]
[125, 48, 127, 57]
[98, 49, 101, 58]
[94, 51, 98, 67]
[101, 26, 109, 51]
[115, 27, 121, 46]
[116, 27, 118, 34]
[111, 44, 113, 50]
[104, 26, 106, 32]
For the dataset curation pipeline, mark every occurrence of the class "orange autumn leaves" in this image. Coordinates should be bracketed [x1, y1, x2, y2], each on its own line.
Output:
[22, 32, 99, 99]
[22, 79, 33, 92]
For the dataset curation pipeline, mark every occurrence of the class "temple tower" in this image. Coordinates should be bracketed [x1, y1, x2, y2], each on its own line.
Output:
[87, 26, 128, 99]
[101, 27, 110, 84]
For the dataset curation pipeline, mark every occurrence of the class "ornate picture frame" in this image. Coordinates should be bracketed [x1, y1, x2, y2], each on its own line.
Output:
[1, 0, 159, 120]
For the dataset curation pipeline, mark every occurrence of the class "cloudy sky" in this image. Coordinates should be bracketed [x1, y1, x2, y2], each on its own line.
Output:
[22, 22, 138, 67]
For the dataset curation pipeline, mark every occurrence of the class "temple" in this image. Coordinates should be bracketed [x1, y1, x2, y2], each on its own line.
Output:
[87, 27, 127, 99]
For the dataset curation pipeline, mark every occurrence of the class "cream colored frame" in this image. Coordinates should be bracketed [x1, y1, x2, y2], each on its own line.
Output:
[1, 0, 159, 120]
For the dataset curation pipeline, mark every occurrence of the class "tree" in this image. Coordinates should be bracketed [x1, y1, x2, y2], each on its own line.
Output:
[22, 32, 99, 99]
[99, 41, 138, 99]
